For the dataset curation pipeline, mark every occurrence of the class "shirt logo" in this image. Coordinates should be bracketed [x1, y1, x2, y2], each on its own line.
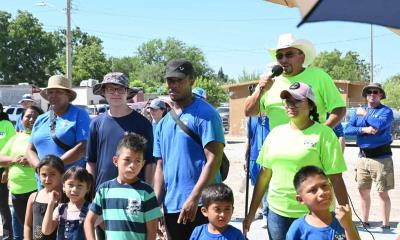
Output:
[303, 138, 317, 148]
[334, 233, 346, 240]
[126, 198, 141, 216]
[0, 132, 5, 139]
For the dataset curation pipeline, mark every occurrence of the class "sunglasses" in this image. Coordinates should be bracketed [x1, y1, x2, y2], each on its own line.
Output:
[276, 51, 302, 60]
[366, 90, 380, 95]
[283, 99, 305, 108]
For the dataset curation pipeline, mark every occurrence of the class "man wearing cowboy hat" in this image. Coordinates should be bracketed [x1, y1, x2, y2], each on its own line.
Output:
[86, 72, 155, 191]
[344, 83, 394, 230]
[15, 94, 36, 132]
[245, 33, 346, 130]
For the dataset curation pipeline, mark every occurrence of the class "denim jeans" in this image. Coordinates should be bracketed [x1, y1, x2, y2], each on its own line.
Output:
[11, 207, 23, 240]
[266, 208, 297, 240]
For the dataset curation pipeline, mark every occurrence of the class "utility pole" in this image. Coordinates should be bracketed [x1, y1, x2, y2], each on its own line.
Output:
[66, 0, 72, 82]
[370, 25, 374, 83]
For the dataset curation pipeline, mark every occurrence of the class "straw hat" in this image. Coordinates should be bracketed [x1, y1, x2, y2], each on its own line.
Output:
[40, 75, 77, 101]
[269, 33, 316, 67]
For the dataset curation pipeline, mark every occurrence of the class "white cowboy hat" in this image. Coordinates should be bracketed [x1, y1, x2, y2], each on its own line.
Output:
[268, 33, 316, 67]
[40, 75, 77, 101]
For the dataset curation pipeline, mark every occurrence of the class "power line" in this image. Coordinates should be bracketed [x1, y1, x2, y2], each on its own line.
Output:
[76, 9, 297, 23]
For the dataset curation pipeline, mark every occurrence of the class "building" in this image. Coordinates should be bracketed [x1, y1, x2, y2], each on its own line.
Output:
[226, 80, 369, 137]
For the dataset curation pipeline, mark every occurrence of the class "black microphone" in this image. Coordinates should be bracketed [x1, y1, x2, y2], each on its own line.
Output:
[259, 65, 283, 91]
[271, 65, 283, 78]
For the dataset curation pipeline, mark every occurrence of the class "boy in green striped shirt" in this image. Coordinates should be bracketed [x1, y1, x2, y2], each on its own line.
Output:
[84, 134, 162, 240]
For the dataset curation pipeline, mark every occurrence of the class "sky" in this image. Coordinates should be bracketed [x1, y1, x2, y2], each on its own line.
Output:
[1, 0, 399, 83]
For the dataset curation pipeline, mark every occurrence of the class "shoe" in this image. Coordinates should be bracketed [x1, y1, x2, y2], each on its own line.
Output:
[361, 222, 370, 228]
[380, 225, 390, 230]
[255, 212, 263, 220]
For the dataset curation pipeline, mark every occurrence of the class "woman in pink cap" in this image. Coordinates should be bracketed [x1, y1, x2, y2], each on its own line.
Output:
[243, 82, 350, 240]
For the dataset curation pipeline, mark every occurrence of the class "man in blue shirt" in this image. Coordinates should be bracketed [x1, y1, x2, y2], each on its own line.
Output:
[344, 83, 394, 230]
[153, 58, 225, 240]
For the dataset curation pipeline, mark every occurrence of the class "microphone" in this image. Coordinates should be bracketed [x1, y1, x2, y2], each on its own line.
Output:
[259, 65, 283, 91]
[271, 65, 283, 78]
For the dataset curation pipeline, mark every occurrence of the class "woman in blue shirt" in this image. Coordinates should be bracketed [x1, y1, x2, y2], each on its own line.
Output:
[27, 75, 90, 170]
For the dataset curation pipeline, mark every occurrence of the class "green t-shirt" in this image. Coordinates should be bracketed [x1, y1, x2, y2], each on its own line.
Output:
[0, 132, 37, 194]
[260, 67, 346, 130]
[0, 120, 16, 150]
[0, 120, 16, 170]
[256, 122, 347, 218]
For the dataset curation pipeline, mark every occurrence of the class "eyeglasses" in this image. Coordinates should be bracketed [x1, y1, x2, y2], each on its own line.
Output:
[366, 90, 380, 95]
[104, 86, 127, 94]
[276, 51, 302, 60]
[283, 99, 305, 108]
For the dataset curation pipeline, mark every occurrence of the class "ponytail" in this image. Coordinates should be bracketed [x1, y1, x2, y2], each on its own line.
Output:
[308, 100, 320, 123]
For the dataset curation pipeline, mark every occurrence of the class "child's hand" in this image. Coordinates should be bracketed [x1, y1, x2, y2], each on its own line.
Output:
[48, 191, 60, 207]
[335, 204, 353, 229]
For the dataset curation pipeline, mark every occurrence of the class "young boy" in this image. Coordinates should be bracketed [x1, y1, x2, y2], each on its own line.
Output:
[84, 134, 162, 240]
[286, 166, 360, 240]
[190, 183, 245, 240]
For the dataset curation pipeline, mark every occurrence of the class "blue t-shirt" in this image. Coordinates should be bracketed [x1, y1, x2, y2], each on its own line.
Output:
[247, 116, 270, 161]
[190, 224, 245, 240]
[153, 98, 225, 213]
[30, 104, 90, 168]
[15, 114, 24, 132]
[286, 214, 346, 240]
[87, 110, 154, 190]
[344, 104, 393, 149]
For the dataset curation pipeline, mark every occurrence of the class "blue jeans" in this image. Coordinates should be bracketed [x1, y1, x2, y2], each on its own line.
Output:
[11, 207, 23, 240]
[266, 208, 297, 240]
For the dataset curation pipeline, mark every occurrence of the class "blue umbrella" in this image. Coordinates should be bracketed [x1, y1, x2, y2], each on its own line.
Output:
[297, 0, 400, 29]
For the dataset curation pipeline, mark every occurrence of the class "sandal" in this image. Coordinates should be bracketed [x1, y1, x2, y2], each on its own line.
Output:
[361, 222, 370, 228]
[380, 225, 390, 230]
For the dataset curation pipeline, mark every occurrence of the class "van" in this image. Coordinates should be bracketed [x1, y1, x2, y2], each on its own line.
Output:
[4, 105, 24, 124]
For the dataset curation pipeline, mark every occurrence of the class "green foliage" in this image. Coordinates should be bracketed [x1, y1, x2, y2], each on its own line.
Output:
[0, 11, 58, 86]
[237, 69, 260, 82]
[194, 77, 228, 107]
[312, 49, 370, 82]
[53, 27, 111, 85]
[124, 37, 221, 94]
[382, 74, 400, 110]
[72, 42, 111, 85]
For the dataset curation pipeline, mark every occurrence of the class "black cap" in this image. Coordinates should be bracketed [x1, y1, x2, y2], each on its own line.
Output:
[165, 58, 194, 79]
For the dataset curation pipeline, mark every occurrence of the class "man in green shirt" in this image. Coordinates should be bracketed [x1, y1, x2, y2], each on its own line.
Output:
[244, 33, 346, 130]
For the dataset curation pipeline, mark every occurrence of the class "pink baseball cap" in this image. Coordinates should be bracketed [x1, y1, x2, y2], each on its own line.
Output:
[280, 82, 316, 105]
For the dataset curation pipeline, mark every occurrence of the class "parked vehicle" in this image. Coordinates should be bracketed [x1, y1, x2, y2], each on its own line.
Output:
[4, 105, 24, 124]
[217, 106, 229, 132]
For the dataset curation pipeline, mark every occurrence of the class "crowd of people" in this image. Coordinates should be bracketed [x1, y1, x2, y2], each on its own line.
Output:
[0, 32, 396, 240]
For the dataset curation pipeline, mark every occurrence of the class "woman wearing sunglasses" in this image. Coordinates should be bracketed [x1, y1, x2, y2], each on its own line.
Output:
[344, 83, 394, 230]
[243, 82, 350, 240]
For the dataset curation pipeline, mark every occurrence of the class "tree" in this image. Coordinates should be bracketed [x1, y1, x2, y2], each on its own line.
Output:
[383, 74, 400, 109]
[237, 69, 260, 82]
[126, 38, 216, 92]
[217, 67, 231, 83]
[0, 11, 58, 86]
[53, 27, 111, 85]
[312, 49, 370, 82]
[194, 77, 228, 107]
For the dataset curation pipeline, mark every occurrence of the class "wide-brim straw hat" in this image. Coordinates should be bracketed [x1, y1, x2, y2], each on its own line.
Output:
[268, 33, 316, 67]
[362, 82, 386, 99]
[40, 75, 77, 101]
